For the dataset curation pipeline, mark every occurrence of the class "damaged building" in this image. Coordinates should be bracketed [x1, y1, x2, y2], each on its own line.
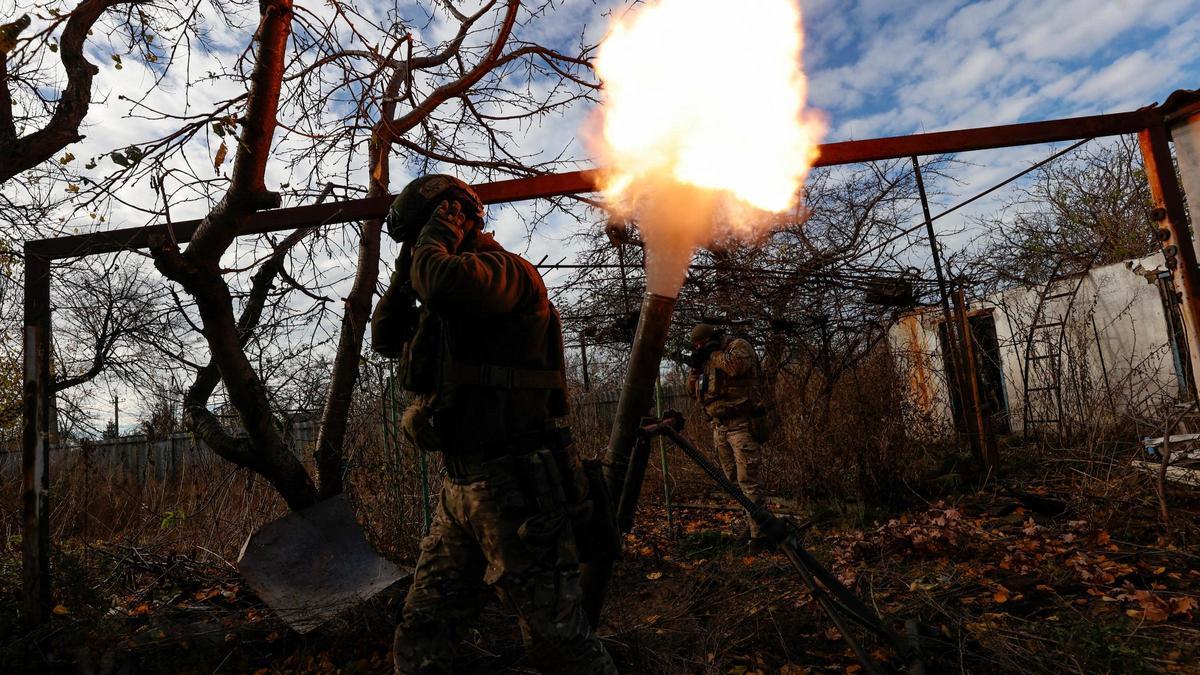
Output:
[890, 252, 1194, 438]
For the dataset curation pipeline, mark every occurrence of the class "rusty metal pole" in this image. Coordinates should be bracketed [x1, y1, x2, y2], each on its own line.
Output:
[913, 158, 975, 449]
[953, 289, 998, 470]
[22, 252, 52, 625]
[579, 334, 591, 393]
[1139, 121, 1200, 394]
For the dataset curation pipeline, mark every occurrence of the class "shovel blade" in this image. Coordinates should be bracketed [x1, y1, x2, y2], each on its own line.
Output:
[237, 495, 408, 633]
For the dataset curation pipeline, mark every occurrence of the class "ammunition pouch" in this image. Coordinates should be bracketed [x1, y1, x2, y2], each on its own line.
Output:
[401, 310, 442, 394]
[712, 400, 772, 442]
[457, 434, 618, 570]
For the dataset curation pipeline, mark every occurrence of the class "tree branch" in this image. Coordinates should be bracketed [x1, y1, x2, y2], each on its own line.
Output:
[0, 0, 146, 184]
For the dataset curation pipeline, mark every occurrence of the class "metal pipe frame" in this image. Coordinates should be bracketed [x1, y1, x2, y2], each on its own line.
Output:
[20, 99, 1195, 624]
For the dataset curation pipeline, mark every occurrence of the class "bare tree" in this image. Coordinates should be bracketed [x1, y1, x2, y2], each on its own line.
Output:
[966, 137, 1156, 290]
[0, 0, 148, 183]
[138, 0, 600, 509]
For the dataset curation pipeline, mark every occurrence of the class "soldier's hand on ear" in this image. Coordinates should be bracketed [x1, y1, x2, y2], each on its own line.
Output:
[417, 199, 470, 251]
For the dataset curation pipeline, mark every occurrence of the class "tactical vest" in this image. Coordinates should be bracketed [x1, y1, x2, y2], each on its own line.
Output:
[400, 304, 568, 458]
[700, 336, 760, 419]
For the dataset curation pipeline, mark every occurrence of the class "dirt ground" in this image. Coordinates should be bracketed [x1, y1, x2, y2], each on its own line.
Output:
[3, 450, 1199, 674]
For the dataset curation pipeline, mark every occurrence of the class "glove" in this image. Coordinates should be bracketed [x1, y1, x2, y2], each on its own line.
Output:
[688, 341, 718, 369]
[416, 199, 470, 252]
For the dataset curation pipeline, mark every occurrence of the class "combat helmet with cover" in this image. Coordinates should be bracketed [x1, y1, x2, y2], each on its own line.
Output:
[385, 174, 485, 242]
[689, 322, 720, 348]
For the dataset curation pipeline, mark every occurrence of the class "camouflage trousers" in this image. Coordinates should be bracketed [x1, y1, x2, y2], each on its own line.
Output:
[712, 416, 764, 538]
[393, 456, 616, 674]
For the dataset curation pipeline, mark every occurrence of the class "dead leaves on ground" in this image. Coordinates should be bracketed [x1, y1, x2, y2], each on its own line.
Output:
[833, 499, 1199, 632]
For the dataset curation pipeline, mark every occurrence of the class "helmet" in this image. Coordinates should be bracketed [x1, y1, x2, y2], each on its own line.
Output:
[689, 323, 718, 347]
[386, 174, 485, 242]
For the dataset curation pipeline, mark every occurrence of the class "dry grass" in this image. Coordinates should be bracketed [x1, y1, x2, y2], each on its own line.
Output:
[3, 354, 1199, 673]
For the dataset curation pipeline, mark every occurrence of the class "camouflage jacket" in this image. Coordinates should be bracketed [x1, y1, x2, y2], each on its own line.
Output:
[372, 205, 567, 456]
[688, 336, 760, 419]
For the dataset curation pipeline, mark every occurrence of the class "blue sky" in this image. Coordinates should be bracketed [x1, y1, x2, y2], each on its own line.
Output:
[802, 0, 1200, 140]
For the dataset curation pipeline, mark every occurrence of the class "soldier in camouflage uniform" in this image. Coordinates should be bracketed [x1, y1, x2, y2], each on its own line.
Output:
[372, 175, 616, 674]
[686, 323, 769, 551]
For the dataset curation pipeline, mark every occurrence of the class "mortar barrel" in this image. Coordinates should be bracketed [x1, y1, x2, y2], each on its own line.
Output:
[603, 292, 677, 507]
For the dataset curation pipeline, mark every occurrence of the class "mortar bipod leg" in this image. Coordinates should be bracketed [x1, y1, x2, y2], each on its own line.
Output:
[648, 420, 922, 672]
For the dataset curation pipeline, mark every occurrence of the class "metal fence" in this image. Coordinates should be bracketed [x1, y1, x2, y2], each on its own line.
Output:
[0, 422, 317, 487]
[0, 389, 696, 487]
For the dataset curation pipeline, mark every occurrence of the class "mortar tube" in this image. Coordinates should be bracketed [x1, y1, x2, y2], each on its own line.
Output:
[603, 292, 678, 504]
[582, 291, 676, 627]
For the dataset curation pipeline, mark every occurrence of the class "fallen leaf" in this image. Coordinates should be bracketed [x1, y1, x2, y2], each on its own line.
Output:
[1170, 596, 1196, 617]
[993, 587, 1009, 604]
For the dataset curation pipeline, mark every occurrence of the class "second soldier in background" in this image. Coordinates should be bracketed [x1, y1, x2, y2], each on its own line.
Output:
[687, 323, 771, 553]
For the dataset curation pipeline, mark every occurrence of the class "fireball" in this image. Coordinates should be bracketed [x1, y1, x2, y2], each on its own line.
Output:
[592, 0, 824, 295]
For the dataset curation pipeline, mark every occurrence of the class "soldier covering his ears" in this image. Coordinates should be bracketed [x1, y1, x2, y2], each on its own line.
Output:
[372, 175, 616, 674]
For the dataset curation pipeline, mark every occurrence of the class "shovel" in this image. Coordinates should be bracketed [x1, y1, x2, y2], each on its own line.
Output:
[237, 495, 409, 633]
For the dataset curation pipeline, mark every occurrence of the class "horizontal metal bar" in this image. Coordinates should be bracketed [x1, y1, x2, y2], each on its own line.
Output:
[27, 170, 601, 260]
[27, 108, 1160, 261]
[812, 108, 1156, 168]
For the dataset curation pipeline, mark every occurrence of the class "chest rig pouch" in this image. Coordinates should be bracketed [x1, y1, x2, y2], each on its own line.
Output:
[400, 307, 570, 457]
[400, 309, 442, 394]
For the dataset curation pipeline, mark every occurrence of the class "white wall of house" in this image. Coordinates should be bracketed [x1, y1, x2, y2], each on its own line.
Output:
[890, 253, 1187, 434]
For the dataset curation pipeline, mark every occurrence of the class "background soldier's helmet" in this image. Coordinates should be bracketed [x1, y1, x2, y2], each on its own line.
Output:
[385, 174, 485, 242]
[690, 323, 719, 347]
